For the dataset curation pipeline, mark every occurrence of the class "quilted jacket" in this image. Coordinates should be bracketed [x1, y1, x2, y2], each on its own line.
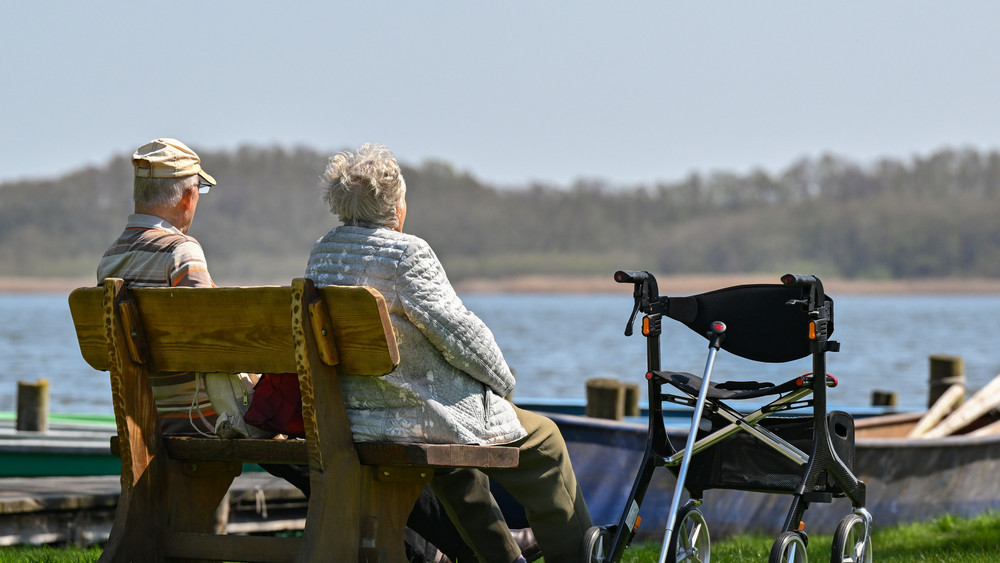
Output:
[305, 225, 527, 445]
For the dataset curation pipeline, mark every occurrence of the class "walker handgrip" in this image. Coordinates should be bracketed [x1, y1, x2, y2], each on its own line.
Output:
[707, 320, 727, 349]
[780, 273, 819, 287]
[614, 270, 648, 284]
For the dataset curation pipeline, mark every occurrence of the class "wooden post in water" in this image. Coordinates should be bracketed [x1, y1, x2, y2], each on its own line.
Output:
[16, 379, 49, 432]
[928, 355, 965, 410]
[871, 390, 898, 407]
[623, 382, 640, 417]
[585, 378, 624, 420]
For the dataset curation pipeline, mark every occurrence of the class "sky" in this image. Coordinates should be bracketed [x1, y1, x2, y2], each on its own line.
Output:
[3, 1, 1000, 188]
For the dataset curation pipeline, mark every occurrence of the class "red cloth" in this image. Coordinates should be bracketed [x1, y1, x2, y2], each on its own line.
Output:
[243, 373, 305, 437]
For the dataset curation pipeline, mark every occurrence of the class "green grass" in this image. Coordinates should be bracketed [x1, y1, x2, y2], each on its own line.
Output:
[0, 546, 102, 563]
[609, 511, 1000, 562]
[4, 512, 1000, 562]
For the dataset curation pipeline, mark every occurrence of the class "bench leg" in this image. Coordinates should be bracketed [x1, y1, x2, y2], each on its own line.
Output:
[99, 456, 239, 563]
[359, 466, 430, 563]
[100, 454, 168, 563]
[164, 460, 241, 534]
[297, 459, 362, 562]
[296, 464, 427, 563]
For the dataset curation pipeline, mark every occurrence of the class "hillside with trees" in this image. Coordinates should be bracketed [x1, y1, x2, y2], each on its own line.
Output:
[2, 146, 999, 285]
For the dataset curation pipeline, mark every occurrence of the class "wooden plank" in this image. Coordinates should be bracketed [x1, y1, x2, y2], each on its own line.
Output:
[317, 284, 400, 375]
[163, 531, 301, 563]
[161, 437, 309, 465]
[908, 383, 965, 438]
[68, 288, 106, 371]
[356, 442, 519, 469]
[925, 373, 1000, 438]
[118, 436, 519, 470]
[290, 277, 363, 560]
[69, 285, 295, 373]
[70, 282, 399, 376]
[130, 286, 297, 374]
[69, 282, 398, 376]
[307, 297, 339, 366]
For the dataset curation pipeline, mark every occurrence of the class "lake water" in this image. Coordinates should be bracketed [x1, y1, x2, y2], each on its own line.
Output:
[3, 291, 1000, 415]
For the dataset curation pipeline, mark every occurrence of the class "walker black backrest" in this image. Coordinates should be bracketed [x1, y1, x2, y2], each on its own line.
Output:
[665, 284, 832, 363]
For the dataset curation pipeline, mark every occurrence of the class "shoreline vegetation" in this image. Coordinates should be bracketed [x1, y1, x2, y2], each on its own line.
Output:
[5, 274, 1000, 295]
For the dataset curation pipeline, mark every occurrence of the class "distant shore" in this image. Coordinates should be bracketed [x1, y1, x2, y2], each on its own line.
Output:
[6, 274, 1000, 295]
[454, 274, 1000, 295]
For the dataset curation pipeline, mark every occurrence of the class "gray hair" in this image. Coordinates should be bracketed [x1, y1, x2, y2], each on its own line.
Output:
[134, 175, 198, 207]
[321, 143, 406, 228]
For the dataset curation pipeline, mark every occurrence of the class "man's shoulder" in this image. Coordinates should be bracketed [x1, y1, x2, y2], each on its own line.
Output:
[139, 228, 204, 250]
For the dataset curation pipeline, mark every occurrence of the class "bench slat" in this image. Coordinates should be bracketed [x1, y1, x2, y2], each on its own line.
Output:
[145, 436, 519, 469]
[164, 531, 301, 563]
[357, 442, 519, 469]
[69, 284, 397, 376]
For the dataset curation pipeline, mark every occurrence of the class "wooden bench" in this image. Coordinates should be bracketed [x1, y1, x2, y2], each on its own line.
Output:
[69, 277, 519, 562]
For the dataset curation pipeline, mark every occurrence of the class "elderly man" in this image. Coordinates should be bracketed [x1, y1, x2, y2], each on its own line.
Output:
[97, 138, 218, 432]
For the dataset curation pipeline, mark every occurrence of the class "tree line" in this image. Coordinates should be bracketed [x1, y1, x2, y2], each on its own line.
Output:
[2, 145, 999, 284]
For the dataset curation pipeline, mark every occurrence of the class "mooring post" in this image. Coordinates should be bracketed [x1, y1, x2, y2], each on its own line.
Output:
[585, 378, 624, 420]
[928, 354, 965, 410]
[16, 379, 49, 432]
[623, 382, 640, 417]
[871, 390, 898, 407]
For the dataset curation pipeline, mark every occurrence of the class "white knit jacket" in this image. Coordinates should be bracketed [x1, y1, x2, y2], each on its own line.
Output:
[305, 225, 527, 445]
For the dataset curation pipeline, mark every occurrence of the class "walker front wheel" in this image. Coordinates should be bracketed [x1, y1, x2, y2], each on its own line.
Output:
[582, 525, 615, 563]
[831, 514, 872, 563]
[667, 504, 710, 563]
[770, 531, 808, 563]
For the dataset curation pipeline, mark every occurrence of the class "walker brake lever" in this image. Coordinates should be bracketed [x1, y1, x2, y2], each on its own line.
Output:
[625, 300, 640, 337]
[615, 270, 648, 337]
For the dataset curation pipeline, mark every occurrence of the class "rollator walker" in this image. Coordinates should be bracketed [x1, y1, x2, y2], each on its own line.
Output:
[583, 271, 872, 563]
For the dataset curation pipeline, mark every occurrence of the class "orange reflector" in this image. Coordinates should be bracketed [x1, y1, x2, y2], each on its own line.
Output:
[808, 321, 816, 340]
[633, 516, 642, 531]
[798, 521, 806, 531]
[642, 317, 651, 336]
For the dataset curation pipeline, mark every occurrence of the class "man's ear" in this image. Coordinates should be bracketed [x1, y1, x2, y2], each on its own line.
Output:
[179, 186, 198, 210]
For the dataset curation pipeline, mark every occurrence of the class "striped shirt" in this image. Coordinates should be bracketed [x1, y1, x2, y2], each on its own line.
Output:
[97, 214, 214, 288]
[97, 213, 216, 433]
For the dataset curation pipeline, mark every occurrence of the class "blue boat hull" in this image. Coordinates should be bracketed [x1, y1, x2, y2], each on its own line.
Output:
[548, 410, 1000, 540]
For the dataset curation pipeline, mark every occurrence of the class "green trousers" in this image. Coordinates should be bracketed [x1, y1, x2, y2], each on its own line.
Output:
[431, 406, 593, 563]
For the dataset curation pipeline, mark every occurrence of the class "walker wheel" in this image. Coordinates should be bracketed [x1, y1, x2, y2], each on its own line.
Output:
[582, 525, 615, 563]
[770, 531, 808, 563]
[831, 514, 872, 563]
[667, 504, 710, 563]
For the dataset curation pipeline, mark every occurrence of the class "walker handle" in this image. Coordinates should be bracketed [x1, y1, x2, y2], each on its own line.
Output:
[780, 273, 820, 287]
[614, 270, 648, 284]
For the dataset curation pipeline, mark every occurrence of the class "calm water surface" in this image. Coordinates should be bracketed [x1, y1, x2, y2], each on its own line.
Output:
[3, 292, 1000, 415]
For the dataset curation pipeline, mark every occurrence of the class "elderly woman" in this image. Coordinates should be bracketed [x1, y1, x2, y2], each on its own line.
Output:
[305, 143, 591, 563]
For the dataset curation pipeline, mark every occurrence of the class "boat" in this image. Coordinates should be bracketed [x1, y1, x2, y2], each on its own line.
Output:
[0, 412, 118, 477]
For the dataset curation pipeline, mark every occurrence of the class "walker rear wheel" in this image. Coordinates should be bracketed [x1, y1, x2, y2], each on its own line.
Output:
[770, 531, 808, 563]
[667, 504, 710, 563]
[582, 525, 615, 563]
[831, 514, 872, 563]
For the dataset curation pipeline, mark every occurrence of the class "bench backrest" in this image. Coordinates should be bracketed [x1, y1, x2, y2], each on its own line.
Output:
[69, 280, 398, 376]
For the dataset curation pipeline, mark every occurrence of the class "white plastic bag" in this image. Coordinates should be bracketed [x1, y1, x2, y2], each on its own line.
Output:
[190, 372, 274, 438]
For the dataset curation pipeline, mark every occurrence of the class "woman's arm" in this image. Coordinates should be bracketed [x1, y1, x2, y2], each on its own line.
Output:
[396, 241, 516, 397]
